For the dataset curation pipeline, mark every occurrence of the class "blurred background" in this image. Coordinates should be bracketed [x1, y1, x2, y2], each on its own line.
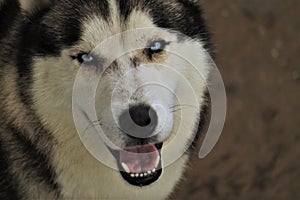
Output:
[173, 0, 300, 199]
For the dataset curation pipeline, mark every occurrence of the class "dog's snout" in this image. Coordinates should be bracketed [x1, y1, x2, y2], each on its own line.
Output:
[119, 104, 158, 138]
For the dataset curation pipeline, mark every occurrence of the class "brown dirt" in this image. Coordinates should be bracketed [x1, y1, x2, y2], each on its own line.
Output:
[172, 0, 300, 199]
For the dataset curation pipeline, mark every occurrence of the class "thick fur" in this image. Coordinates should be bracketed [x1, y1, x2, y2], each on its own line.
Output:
[19, 0, 50, 14]
[0, 0, 212, 199]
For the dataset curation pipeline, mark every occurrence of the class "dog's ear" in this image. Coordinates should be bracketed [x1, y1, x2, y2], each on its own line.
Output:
[19, 0, 51, 14]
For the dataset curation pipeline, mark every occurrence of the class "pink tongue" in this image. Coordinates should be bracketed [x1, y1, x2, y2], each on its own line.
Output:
[119, 144, 159, 173]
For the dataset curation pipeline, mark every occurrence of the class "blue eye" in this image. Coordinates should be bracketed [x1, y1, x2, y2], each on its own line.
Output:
[150, 41, 162, 51]
[149, 40, 166, 54]
[72, 53, 95, 64]
[81, 54, 94, 62]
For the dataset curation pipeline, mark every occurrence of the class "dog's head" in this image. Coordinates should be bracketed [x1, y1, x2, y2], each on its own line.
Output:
[21, 0, 212, 187]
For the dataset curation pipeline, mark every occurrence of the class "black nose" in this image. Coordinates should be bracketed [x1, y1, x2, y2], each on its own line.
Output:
[129, 105, 153, 127]
[119, 104, 158, 138]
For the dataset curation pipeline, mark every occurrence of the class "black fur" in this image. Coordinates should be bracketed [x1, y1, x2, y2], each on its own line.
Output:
[0, 138, 22, 200]
[6, 124, 61, 198]
[116, 0, 212, 53]
[0, 0, 20, 40]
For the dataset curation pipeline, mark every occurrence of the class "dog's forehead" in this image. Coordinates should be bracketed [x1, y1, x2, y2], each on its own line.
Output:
[50, 0, 202, 34]
[38, 0, 210, 56]
[81, 10, 158, 49]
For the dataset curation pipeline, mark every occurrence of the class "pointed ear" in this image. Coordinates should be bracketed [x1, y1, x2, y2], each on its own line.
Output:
[19, 0, 51, 14]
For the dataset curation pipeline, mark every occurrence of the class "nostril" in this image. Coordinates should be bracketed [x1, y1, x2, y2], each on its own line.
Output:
[129, 105, 154, 127]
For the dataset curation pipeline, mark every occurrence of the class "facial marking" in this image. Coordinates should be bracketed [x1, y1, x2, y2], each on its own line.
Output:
[27, 0, 212, 190]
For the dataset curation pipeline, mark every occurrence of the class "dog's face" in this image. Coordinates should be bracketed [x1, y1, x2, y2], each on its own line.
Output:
[26, 0, 211, 188]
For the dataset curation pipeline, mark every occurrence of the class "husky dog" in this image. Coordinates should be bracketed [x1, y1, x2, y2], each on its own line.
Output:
[0, 0, 212, 199]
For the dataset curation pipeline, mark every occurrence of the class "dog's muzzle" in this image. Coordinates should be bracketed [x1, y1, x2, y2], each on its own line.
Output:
[106, 104, 163, 187]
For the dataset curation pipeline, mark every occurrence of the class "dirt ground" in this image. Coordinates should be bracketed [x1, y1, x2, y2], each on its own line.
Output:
[173, 0, 300, 199]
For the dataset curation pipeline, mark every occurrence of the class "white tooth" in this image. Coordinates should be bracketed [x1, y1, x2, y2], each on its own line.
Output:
[152, 169, 156, 173]
[130, 174, 135, 178]
[144, 173, 148, 176]
[155, 155, 160, 167]
[121, 163, 130, 173]
[147, 171, 152, 175]
[135, 173, 139, 177]
[140, 174, 144, 177]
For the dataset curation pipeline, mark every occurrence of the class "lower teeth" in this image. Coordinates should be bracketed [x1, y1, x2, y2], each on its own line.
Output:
[129, 168, 156, 178]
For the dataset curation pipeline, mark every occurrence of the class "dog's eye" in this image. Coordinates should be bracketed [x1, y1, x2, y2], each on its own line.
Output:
[148, 40, 166, 55]
[72, 53, 95, 64]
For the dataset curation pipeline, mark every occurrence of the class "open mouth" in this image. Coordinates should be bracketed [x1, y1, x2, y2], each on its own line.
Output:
[108, 143, 163, 187]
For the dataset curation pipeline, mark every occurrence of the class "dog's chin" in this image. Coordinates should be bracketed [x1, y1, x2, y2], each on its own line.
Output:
[107, 143, 163, 187]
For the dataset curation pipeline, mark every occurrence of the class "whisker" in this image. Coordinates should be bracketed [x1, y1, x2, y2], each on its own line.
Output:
[82, 120, 102, 136]
[169, 104, 198, 109]
[170, 108, 182, 113]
